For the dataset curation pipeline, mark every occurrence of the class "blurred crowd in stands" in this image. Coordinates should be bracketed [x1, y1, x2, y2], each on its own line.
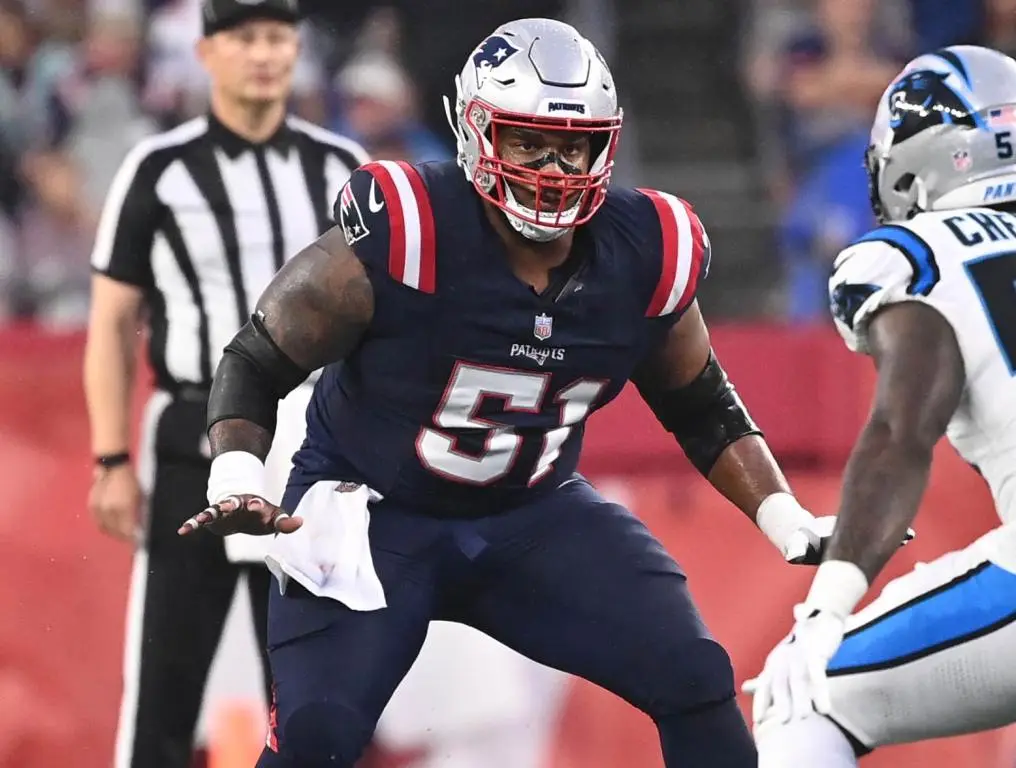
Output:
[746, 0, 1013, 320]
[0, 0, 1011, 327]
[0, 0, 462, 326]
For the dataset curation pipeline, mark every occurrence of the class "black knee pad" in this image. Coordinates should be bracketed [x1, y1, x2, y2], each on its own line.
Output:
[645, 637, 737, 717]
[281, 700, 373, 768]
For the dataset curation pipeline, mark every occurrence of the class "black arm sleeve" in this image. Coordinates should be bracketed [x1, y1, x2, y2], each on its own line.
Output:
[637, 351, 762, 475]
[207, 312, 311, 434]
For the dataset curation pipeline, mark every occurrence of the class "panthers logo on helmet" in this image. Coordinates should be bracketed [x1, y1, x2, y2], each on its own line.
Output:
[472, 35, 519, 88]
[887, 70, 978, 144]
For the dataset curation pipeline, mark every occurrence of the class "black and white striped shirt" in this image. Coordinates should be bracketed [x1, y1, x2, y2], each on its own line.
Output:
[90, 112, 368, 391]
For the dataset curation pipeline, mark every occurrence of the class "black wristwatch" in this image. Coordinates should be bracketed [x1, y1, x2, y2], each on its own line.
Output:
[95, 451, 131, 470]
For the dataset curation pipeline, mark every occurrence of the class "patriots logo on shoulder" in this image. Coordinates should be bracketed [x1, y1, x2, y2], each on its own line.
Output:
[472, 35, 519, 88]
[337, 183, 370, 246]
[830, 283, 881, 330]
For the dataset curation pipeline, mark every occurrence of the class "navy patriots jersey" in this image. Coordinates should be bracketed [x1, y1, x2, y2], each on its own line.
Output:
[292, 159, 709, 515]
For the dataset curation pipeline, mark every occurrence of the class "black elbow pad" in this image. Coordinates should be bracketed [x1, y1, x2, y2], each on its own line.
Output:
[638, 351, 762, 475]
[207, 313, 310, 433]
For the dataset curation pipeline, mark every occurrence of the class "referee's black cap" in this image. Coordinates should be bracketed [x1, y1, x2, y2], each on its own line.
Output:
[202, 0, 301, 36]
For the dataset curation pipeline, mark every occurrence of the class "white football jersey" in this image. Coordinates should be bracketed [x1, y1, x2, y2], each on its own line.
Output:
[829, 207, 1016, 523]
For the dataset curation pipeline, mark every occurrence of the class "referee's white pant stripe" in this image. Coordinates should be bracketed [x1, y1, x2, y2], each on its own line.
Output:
[113, 391, 171, 768]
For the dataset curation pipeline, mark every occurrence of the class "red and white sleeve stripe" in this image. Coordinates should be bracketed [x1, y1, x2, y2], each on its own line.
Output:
[639, 189, 708, 317]
[363, 160, 437, 293]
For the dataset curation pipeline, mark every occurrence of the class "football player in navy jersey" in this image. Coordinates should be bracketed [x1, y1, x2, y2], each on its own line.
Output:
[180, 18, 837, 768]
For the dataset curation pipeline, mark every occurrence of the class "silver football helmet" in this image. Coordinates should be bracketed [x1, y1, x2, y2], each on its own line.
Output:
[868, 45, 1016, 223]
[444, 18, 623, 242]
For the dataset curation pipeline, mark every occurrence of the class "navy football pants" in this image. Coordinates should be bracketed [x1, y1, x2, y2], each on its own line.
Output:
[256, 477, 755, 767]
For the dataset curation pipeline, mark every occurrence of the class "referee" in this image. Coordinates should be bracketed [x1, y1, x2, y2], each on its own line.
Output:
[82, 1, 368, 766]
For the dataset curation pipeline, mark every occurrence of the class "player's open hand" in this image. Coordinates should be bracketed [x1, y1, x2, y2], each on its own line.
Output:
[177, 494, 303, 537]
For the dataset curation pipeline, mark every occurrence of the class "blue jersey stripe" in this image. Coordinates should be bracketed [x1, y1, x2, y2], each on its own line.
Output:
[853, 225, 940, 295]
[828, 563, 1016, 674]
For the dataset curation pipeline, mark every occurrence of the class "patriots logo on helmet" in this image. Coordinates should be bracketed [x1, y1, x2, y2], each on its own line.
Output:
[887, 69, 977, 144]
[337, 182, 370, 246]
[472, 35, 519, 88]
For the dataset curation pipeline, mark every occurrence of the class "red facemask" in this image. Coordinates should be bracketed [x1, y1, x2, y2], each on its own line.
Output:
[463, 98, 623, 230]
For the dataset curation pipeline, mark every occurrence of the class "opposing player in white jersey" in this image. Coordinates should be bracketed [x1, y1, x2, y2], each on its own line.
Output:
[745, 45, 1016, 766]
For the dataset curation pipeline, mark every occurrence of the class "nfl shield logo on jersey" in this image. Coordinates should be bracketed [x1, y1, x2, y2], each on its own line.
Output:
[533, 313, 553, 341]
[952, 149, 972, 172]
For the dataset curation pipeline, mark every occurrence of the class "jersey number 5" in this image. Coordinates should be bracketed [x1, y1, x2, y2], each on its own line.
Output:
[965, 251, 1016, 374]
[416, 362, 607, 485]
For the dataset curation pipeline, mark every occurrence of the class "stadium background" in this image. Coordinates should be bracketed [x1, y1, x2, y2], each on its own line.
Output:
[1, 0, 1013, 765]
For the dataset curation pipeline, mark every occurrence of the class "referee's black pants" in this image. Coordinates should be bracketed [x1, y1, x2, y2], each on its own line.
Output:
[115, 392, 272, 768]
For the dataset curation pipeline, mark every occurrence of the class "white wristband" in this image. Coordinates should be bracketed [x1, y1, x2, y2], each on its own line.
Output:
[207, 451, 268, 505]
[804, 560, 869, 619]
[756, 492, 815, 555]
